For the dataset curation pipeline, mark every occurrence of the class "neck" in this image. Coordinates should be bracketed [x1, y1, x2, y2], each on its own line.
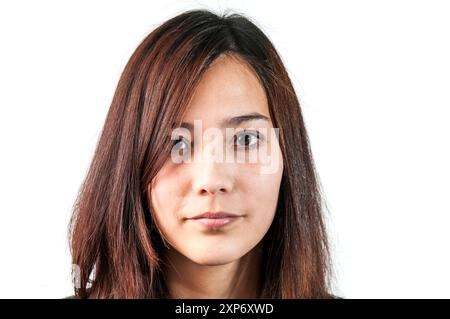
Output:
[162, 242, 263, 299]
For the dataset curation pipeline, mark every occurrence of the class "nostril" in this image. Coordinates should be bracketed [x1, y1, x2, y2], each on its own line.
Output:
[199, 187, 226, 196]
[199, 188, 214, 196]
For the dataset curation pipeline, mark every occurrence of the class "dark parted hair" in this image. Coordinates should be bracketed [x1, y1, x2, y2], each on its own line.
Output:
[68, 9, 335, 298]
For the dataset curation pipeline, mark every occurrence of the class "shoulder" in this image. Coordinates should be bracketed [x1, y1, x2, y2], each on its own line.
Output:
[63, 295, 80, 299]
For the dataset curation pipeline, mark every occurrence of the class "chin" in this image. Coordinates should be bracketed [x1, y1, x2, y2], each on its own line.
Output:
[188, 252, 240, 266]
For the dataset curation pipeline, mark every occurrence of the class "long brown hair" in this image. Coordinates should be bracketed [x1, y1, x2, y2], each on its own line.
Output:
[68, 9, 335, 298]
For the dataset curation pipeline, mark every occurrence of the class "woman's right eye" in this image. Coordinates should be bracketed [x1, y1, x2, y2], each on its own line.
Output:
[172, 136, 190, 152]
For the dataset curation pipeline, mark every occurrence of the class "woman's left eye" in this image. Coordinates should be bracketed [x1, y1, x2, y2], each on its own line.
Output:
[234, 131, 262, 149]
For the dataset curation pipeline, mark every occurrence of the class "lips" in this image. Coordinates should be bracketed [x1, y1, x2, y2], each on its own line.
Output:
[189, 212, 240, 219]
[187, 211, 242, 228]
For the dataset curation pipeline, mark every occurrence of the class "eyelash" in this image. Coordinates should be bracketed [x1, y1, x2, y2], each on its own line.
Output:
[233, 130, 264, 150]
[171, 130, 265, 152]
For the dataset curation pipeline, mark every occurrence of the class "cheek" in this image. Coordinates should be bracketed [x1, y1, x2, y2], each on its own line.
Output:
[150, 175, 173, 215]
[244, 143, 284, 208]
[240, 166, 283, 223]
[149, 167, 187, 239]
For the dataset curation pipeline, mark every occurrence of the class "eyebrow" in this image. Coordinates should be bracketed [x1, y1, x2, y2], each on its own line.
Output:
[177, 112, 270, 130]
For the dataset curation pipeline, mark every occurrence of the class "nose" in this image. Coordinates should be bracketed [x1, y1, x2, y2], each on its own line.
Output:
[191, 146, 234, 196]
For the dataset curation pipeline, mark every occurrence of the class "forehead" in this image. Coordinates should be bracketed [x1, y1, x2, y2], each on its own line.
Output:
[183, 54, 269, 123]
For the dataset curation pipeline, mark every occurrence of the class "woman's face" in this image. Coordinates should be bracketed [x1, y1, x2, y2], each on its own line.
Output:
[149, 54, 284, 266]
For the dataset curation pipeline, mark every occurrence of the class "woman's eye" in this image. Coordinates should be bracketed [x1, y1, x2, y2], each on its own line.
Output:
[234, 131, 261, 149]
[172, 136, 190, 152]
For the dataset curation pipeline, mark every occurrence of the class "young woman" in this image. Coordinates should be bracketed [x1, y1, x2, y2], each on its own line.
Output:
[68, 9, 336, 299]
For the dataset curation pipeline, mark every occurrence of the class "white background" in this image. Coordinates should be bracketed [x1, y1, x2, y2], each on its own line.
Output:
[0, 0, 449, 298]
